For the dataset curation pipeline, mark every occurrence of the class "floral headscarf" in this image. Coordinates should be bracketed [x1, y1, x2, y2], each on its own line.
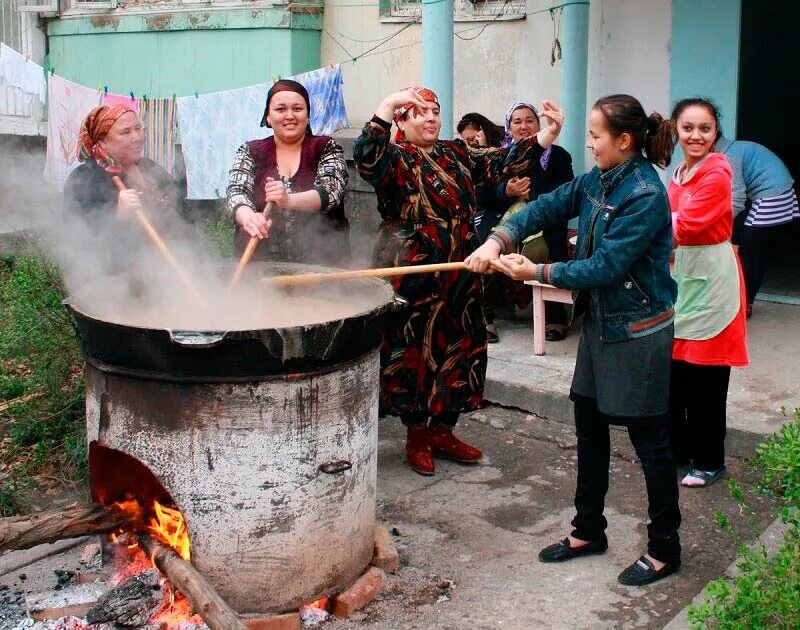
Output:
[77, 105, 136, 167]
[504, 101, 552, 169]
[393, 87, 439, 143]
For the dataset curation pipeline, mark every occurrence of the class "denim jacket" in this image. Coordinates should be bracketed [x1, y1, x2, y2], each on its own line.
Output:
[491, 155, 677, 343]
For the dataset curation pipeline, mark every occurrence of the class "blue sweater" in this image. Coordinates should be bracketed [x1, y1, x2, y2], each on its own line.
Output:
[714, 137, 794, 215]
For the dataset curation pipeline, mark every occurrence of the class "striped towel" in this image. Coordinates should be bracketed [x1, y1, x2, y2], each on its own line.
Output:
[138, 97, 177, 176]
[746, 188, 800, 227]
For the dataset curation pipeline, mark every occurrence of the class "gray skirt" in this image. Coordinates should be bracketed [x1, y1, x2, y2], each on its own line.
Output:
[570, 311, 673, 424]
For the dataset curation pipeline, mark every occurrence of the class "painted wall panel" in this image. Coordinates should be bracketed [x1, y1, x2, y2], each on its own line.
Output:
[47, 10, 322, 99]
[670, 0, 741, 134]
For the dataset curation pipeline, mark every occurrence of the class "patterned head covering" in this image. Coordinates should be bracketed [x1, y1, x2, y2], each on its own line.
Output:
[503, 101, 552, 169]
[393, 87, 439, 143]
[77, 105, 136, 165]
[260, 79, 313, 135]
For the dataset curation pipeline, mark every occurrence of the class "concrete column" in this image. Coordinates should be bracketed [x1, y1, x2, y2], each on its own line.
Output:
[559, 0, 590, 170]
[422, 0, 454, 139]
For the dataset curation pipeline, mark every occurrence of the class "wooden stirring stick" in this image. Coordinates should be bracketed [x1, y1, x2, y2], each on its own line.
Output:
[262, 261, 469, 288]
[228, 202, 275, 289]
[111, 176, 206, 306]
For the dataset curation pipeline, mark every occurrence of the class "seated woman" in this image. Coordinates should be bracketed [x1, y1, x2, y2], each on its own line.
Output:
[353, 86, 562, 476]
[65, 104, 182, 222]
[494, 102, 575, 341]
[227, 79, 350, 266]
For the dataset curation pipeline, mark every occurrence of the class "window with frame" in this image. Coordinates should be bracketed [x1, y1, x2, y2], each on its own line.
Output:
[381, 0, 526, 22]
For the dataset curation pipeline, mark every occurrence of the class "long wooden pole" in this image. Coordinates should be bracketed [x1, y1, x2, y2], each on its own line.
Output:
[263, 261, 469, 288]
[138, 534, 248, 630]
[111, 177, 206, 306]
[0, 503, 126, 554]
[229, 202, 275, 289]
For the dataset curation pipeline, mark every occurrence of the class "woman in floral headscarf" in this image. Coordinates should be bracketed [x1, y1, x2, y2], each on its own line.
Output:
[353, 87, 563, 475]
[64, 105, 182, 223]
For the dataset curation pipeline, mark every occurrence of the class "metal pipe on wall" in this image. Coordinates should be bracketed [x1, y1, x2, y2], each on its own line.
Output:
[559, 0, 591, 172]
[422, 0, 454, 140]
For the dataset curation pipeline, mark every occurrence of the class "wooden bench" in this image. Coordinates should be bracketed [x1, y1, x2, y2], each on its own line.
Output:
[524, 280, 574, 356]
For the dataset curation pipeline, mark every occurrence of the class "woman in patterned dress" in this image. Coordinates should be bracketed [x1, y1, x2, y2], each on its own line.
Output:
[353, 87, 563, 475]
[227, 79, 350, 266]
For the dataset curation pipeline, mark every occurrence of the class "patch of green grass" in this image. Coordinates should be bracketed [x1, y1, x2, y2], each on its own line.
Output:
[203, 214, 235, 259]
[0, 252, 86, 514]
[689, 408, 800, 629]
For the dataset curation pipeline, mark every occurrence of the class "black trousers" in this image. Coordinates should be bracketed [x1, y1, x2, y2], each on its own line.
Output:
[732, 209, 777, 305]
[669, 359, 731, 471]
[570, 398, 682, 564]
[401, 411, 459, 428]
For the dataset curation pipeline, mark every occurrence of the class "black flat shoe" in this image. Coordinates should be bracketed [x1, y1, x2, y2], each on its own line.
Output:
[617, 555, 680, 586]
[545, 327, 567, 342]
[486, 325, 499, 344]
[538, 536, 608, 563]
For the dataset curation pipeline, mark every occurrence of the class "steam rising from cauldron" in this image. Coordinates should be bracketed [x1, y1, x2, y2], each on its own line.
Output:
[0, 144, 381, 331]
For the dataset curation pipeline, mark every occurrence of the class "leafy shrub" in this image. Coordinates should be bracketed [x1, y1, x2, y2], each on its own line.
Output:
[689, 408, 800, 629]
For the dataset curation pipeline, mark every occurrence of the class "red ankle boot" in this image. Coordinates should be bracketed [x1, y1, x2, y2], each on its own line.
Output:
[429, 425, 482, 463]
[406, 425, 435, 476]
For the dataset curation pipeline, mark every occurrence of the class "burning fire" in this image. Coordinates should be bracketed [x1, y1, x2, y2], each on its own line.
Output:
[111, 497, 191, 560]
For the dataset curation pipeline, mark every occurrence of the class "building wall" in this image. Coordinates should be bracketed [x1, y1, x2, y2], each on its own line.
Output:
[47, 7, 322, 99]
[670, 0, 741, 136]
[321, 0, 672, 173]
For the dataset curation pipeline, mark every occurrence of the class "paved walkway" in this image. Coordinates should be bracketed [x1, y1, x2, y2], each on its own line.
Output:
[485, 300, 800, 457]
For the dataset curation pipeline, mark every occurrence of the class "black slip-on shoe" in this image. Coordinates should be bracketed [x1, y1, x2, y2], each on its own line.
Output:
[538, 536, 608, 563]
[617, 555, 680, 586]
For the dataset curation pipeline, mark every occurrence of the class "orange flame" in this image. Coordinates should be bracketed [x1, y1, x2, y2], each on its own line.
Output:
[111, 497, 191, 561]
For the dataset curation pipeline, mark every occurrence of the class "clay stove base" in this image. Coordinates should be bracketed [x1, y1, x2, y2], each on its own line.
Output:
[242, 526, 398, 628]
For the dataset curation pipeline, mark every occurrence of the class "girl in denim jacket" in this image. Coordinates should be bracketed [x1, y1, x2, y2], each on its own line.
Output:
[467, 94, 681, 587]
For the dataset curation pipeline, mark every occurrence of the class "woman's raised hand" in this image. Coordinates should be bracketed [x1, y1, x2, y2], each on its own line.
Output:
[376, 87, 429, 122]
[536, 101, 565, 148]
[465, 239, 503, 274]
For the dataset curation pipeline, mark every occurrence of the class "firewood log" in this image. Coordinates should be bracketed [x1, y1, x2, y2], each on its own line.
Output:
[138, 534, 247, 630]
[86, 568, 166, 626]
[0, 502, 125, 554]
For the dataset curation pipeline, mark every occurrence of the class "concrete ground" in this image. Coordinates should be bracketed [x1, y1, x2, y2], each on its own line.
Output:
[485, 300, 800, 451]
[0, 406, 776, 630]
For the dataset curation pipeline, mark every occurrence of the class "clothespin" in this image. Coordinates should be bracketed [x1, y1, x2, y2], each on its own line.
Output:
[129, 90, 135, 101]
[25, 53, 31, 62]
[49, 67, 55, 75]
[271, 75, 277, 83]
[172, 93, 176, 101]
[194, 90, 199, 99]
[104, 85, 108, 95]
[143, 93, 148, 103]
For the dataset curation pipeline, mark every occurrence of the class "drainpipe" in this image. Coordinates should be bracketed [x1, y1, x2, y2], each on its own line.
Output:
[559, 0, 590, 171]
[422, 0, 454, 139]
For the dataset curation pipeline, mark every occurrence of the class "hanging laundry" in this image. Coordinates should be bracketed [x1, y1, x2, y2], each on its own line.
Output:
[102, 91, 140, 112]
[43, 74, 101, 190]
[0, 43, 46, 104]
[138, 96, 177, 176]
[177, 65, 348, 199]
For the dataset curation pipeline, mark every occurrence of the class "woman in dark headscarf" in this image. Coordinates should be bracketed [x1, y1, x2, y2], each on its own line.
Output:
[227, 79, 350, 266]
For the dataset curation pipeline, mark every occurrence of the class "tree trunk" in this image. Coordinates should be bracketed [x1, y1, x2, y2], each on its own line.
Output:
[139, 534, 247, 630]
[0, 502, 125, 553]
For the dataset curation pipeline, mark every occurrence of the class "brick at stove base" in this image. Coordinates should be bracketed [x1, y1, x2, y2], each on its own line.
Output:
[244, 611, 301, 630]
[331, 567, 387, 619]
[372, 525, 399, 574]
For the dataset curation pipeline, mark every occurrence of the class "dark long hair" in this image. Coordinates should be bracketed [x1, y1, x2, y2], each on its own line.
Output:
[593, 94, 675, 168]
[456, 112, 505, 148]
[671, 97, 723, 141]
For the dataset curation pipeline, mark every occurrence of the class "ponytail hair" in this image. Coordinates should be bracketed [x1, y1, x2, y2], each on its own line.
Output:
[593, 94, 675, 168]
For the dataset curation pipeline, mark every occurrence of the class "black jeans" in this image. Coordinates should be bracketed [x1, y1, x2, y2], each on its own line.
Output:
[669, 360, 731, 471]
[732, 209, 777, 305]
[401, 411, 459, 428]
[570, 398, 681, 564]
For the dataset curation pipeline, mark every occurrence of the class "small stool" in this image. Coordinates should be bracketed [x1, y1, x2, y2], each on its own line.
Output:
[524, 280, 574, 356]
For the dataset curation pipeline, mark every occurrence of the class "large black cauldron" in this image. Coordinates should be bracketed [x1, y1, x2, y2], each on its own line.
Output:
[67, 262, 403, 382]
